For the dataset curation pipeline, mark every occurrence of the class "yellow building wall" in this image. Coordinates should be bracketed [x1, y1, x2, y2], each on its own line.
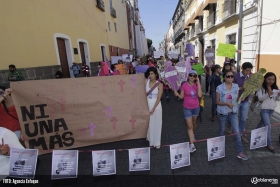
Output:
[0, 0, 129, 70]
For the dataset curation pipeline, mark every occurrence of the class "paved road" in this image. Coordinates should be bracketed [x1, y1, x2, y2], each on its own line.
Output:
[9, 76, 280, 187]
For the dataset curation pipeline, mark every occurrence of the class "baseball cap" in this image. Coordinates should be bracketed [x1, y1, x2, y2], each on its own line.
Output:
[189, 70, 198, 75]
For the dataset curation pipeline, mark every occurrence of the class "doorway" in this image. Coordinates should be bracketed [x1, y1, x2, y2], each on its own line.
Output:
[101, 46, 106, 62]
[79, 42, 86, 63]
[57, 38, 70, 78]
[199, 38, 205, 65]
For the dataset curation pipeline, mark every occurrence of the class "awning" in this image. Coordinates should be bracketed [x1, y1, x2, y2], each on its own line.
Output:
[196, 0, 217, 16]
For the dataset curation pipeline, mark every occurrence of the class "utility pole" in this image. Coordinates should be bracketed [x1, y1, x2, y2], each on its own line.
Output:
[236, 0, 243, 72]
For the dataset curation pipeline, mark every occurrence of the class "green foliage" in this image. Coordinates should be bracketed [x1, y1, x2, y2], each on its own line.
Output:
[147, 38, 152, 49]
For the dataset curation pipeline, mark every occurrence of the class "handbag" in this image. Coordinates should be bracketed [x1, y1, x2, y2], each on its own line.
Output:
[199, 96, 204, 111]
[146, 81, 160, 96]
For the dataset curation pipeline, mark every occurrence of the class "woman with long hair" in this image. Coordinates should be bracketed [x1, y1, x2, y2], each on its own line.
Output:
[256, 72, 280, 153]
[216, 70, 248, 160]
[174, 70, 202, 153]
[145, 67, 163, 149]
[99, 62, 110, 76]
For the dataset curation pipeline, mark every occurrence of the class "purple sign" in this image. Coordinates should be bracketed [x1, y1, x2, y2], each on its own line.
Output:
[186, 44, 195, 57]
[135, 65, 149, 74]
[164, 66, 181, 91]
[185, 57, 192, 79]
[175, 62, 187, 84]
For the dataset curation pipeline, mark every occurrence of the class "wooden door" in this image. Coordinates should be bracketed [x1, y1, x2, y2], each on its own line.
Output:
[57, 38, 70, 78]
[79, 42, 86, 63]
[101, 46, 105, 61]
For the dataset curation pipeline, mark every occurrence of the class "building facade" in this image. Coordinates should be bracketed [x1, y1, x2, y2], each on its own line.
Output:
[0, 0, 131, 87]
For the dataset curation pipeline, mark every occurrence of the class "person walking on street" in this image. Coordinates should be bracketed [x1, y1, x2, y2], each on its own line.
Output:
[216, 70, 249, 160]
[8, 64, 25, 82]
[234, 62, 253, 144]
[70, 62, 80, 78]
[204, 61, 214, 95]
[81, 62, 90, 77]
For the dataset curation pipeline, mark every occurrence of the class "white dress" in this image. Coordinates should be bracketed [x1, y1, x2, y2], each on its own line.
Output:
[146, 79, 162, 147]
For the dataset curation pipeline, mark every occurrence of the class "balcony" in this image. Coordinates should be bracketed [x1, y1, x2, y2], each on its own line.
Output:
[222, 0, 236, 19]
[190, 28, 195, 38]
[96, 0, 105, 12]
[195, 23, 203, 35]
[110, 7, 117, 18]
[207, 11, 217, 29]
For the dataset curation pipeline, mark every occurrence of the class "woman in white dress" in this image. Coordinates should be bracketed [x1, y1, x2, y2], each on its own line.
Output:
[145, 67, 163, 149]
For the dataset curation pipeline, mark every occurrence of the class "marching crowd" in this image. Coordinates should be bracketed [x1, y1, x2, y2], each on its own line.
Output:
[0, 56, 279, 179]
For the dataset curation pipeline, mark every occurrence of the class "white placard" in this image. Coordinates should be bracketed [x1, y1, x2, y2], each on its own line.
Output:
[160, 72, 165, 78]
[205, 53, 215, 58]
[153, 51, 164, 58]
[250, 126, 268, 149]
[51, 150, 79, 180]
[170, 142, 190, 169]
[122, 54, 133, 62]
[9, 148, 38, 179]
[132, 61, 138, 67]
[111, 56, 122, 64]
[92, 150, 116, 176]
[165, 70, 178, 78]
[207, 136, 225, 161]
[128, 147, 150, 171]
[175, 67, 186, 73]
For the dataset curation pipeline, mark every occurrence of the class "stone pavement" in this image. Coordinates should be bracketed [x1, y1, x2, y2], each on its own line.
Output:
[13, 76, 280, 187]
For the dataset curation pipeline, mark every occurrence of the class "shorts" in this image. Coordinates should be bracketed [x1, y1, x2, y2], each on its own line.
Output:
[183, 107, 200, 119]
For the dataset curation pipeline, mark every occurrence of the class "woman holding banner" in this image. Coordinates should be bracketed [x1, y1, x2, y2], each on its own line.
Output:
[145, 67, 163, 149]
[174, 70, 202, 153]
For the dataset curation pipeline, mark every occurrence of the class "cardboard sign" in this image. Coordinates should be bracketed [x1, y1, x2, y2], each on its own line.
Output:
[111, 56, 122, 64]
[10, 74, 150, 155]
[191, 63, 204, 75]
[205, 48, 215, 66]
[207, 136, 225, 161]
[92, 150, 116, 176]
[186, 44, 195, 57]
[51, 150, 79, 179]
[170, 142, 190, 169]
[250, 127, 268, 149]
[9, 148, 38, 179]
[115, 64, 128, 75]
[129, 147, 150, 171]
[164, 66, 181, 91]
[175, 62, 187, 84]
[216, 43, 236, 58]
[135, 65, 149, 74]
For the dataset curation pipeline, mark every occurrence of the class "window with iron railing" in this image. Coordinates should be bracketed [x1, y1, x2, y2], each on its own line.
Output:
[226, 33, 236, 45]
[96, 0, 105, 12]
[111, 7, 116, 18]
[222, 0, 237, 19]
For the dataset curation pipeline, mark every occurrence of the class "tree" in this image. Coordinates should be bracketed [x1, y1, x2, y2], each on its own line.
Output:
[147, 38, 152, 49]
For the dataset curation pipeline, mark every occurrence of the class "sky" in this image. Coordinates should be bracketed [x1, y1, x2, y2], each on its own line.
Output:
[138, 0, 178, 50]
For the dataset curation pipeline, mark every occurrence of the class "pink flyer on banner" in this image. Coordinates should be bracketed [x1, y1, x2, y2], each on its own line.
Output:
[164, 66, 181, 91]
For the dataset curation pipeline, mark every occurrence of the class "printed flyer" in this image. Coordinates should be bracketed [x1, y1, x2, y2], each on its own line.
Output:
[207, 136, 225, 161]
[92, 150, 116, 176]
[169, 142, 190, 169]
[9, 148, 38, 179]
[250, 126, 268, 149]
[51, 150, 79, 180]
[128, 147, 150, 171]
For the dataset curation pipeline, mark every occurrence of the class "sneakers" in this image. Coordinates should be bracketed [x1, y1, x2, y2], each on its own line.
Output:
[241, 136, 249, 144]
[226, 125, 232, 134]
[190, 144, 196, 153]
[237, 153, 249, 160]
[267, 146, 275, 153]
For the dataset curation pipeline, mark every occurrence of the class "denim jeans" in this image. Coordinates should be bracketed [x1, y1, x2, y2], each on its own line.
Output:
[164, 89, 169, 97]
[238, 101, 250, 134]
[218, 113, 243, 154]
[257, 109, 274, 146]
[211, 91, 217, 116]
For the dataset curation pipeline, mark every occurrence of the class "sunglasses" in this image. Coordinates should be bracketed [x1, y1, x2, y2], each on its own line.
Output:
[225, 75, 234, 78]
[189, 74, 197, 78]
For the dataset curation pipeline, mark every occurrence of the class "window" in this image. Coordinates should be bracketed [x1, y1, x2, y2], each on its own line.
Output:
[226, 33, 236, 45]
[108, 22, 111, 31]
[111, 46, 113, 52]
[114, 22, 117, 32]
[210, 39, 216, 51]
[117, 47, 120, 56]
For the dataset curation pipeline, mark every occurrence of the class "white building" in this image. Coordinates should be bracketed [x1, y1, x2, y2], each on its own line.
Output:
[135, 24, 148, 56]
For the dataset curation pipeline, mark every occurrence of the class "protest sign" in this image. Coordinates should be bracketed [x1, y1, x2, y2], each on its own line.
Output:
[122, 54, 133, 62]
[250, 127, 268, 149]
[92, 150, 116, 176]
[205, 48, 215, 66]
[169, 51, 179, 59]
[135, 65, 149, 74]
[170, 142, 190, 169]
[153, 51, 164, 58]
[175, 61, 187, 84]
[216, 43, 236, 58]
[191, 63, 204, 75]
[9, 148, 38, 179]
[207, 136, 225, 161]
[10, 74, 150, 155]
[185, 57, 192, 78]
[111, 56, 122, 64]
[129, 147, 150, 171]
[51, 150, 79, 179]
[186, 44, 195, 57]
[164, 66, 181, 91]
[115, 64, 128, 75]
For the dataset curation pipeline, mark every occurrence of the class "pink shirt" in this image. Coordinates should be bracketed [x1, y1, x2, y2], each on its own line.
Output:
[180, 82, 200, 109]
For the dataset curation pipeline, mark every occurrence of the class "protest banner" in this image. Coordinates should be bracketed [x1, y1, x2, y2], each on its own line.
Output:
[122, 54, 133, 62]
[153, 51, 164, 58]
[111, 56, 122, 64]
[175, 61, 187, 84]
[216, 43, 236, 58]
[115, 64, 128, 75]
[191, 63, 204, 75]
[169, 51, 179, 59]
[186, 44, 195, 57]
[164, 66, 181, 91]
[9, 148, 38, 179]
[185, 57, 192, 78]
[169, 142, 190, 169]
[51, 150, 79, 179]
[205, 48, 215, 66]
[207, 136, 225, 161]
[92, 150, 116, 176]
[135, 65, 149, 74]
[10, 74, 150, 155]
[128, 147, 150, 171]
[250, 127, 268, 150]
